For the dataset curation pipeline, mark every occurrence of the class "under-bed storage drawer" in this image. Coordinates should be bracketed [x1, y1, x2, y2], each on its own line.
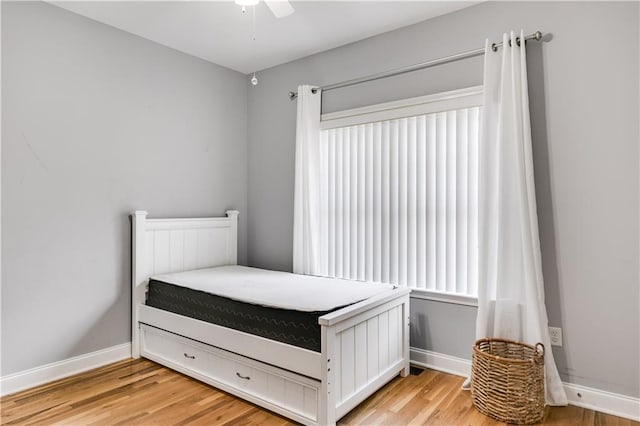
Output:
[140, 324, 320, 424]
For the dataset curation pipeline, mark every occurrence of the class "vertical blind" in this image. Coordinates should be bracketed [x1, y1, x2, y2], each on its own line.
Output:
[318, 105, 480, 296]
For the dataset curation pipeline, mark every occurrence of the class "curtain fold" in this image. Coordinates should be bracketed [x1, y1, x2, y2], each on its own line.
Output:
[473, 31, 567, 405]
[293, 85, 323, 275]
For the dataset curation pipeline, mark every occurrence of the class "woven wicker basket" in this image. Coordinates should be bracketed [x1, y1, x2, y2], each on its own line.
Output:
[471, 338, 545, 424]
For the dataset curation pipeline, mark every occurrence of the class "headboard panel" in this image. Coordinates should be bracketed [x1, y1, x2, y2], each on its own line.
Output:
[131, 210, 239, 357]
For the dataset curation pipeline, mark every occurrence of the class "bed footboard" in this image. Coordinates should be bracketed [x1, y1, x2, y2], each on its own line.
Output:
[319, 289, 410, 425]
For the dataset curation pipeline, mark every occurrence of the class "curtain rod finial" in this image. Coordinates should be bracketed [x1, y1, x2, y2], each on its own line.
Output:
[534, 31, 542, 41]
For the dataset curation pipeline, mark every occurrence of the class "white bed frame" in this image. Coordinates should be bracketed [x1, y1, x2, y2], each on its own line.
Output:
[132, 210, 410, 425]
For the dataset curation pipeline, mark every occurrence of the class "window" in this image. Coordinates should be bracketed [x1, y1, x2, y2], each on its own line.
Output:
[317, 87, 482, 303]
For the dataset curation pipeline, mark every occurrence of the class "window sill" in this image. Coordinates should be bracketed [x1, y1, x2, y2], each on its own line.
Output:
[410, 289, 478, 307]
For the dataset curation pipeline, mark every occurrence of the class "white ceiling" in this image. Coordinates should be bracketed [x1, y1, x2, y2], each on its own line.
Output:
[51, 1, 478, 74]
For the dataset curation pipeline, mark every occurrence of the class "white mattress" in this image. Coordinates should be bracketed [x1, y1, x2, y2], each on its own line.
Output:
[150, 265, 395, 312]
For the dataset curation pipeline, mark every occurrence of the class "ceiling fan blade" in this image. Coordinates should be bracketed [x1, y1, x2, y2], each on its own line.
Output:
[264, 0, 294, 18]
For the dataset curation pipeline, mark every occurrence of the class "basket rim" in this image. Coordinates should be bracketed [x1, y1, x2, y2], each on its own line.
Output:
[473, 337, 544, 364]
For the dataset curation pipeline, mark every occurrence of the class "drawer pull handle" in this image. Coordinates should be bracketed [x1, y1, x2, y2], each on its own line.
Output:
[236, 372, 251, 380]
[183, 353, 196, 359]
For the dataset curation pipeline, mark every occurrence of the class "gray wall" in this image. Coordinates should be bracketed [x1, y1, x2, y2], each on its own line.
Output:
[247, 2, 640, 397]
[1, 2, 248, 375]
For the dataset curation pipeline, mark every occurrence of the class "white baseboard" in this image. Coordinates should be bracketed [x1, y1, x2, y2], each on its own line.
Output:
[410, 346, 471, 377]
[563, 382, 640, 422]
[410, 347, 640, 422]
[0, 343, 131, 396]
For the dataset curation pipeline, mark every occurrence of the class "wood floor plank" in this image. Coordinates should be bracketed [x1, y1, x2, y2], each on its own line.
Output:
[1, 359, 636, 426]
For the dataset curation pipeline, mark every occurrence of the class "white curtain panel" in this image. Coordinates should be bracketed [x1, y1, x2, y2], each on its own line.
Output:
[318, 108, 480, 294]
[474, 31, 567, 405]
[293, 85, 323, 275]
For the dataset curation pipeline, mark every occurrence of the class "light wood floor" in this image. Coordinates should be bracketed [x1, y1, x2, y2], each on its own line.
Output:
[1, 358, 637, 425]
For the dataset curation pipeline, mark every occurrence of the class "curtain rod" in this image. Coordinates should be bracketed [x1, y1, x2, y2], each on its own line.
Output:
[288, 31, 543, 100]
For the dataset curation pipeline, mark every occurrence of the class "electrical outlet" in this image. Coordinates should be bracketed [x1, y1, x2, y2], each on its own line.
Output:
[549, 327, 562, 347]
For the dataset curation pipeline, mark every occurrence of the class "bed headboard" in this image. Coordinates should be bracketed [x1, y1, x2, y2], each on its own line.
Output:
[132, 210, 239, 280]
[131, 210, 239, 356]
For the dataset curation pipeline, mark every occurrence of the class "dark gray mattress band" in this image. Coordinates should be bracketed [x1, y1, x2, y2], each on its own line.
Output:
[146, 279, 350, 352]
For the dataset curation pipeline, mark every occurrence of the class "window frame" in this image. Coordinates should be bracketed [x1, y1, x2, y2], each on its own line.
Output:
[321, 86, 483, 129]
[320, 86, 483, 306]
